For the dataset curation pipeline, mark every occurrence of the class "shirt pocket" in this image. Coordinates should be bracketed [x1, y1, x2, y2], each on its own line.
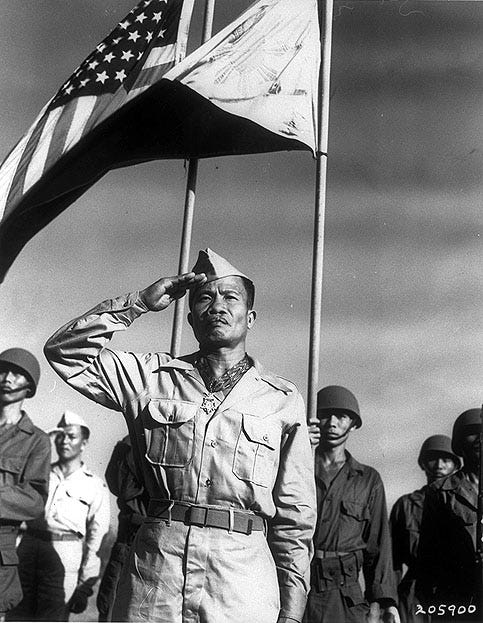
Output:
[340, 500, 369, 523]
[0, 530, 19, 566]
[52, 486, 90, 534]
[144, 399, 198, 468]
[0, 457, 23, 486]
[233, 414, 279, 488]
[449, 498, 475, 527]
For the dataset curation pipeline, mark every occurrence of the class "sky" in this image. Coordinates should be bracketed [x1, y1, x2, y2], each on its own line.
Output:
[0, 0, 481, 525]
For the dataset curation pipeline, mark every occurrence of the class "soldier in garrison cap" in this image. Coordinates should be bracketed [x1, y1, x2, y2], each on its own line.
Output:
[417, 409, 482, 622]
[9, 410, 110, 622]
[0, 348, 50, 622]
[43, 249, 316, 623]
[304, 386, 399, 623]
[390, 435, 461, 623]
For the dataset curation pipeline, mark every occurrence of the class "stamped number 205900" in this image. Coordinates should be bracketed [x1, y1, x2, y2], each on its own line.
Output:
[415, 604, 477, 617]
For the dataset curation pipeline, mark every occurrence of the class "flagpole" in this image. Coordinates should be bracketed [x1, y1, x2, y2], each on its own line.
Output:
[170, 0, 216, 356]
[307, 0, 334, 426]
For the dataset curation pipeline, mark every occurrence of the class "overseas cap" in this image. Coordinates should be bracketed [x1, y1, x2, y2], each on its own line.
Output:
[0, 348, 40, 396]
[317, 385, 362, 429]
[418, 434, 462, 470]
[57, 410, 90, 433]
[191, 248, 250, 283]
[452, 408, 481, 456]
[189, 248, 253, 305]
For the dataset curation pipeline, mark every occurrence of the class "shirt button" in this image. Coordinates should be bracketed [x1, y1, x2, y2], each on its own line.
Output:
[205, 479, 212, 487]
[262, 434, 269, 442]
[210, 439, 217, 447]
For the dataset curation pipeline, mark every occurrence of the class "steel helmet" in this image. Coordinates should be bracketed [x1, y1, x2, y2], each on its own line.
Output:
[317, 385, 362, 428]
[0, 348, 41, 396]
[452, 408, 481, 456]
[417, 434, 462, 470]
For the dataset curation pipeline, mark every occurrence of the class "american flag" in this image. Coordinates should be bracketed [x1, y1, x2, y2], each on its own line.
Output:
[0, 0, 194, 227]
[0, 0, 318, 283]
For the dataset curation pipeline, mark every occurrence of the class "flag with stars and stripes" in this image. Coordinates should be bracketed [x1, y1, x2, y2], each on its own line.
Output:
[0, 0, 320, 282]
[0, 0, 195, 282]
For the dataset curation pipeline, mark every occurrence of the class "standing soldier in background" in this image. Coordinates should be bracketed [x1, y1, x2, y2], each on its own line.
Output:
[305, 385, 399, 623]
[9, 410, 110, 621]
[417, 408, 481, 622]
[97, 435, 148, 622]
[390, 435, 461, 622]
[0, 348, 51, 622]
[43, 249, 316, 623]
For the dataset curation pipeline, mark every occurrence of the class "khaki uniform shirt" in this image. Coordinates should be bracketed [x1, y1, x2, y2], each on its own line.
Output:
[44, 291, 316, 621]
[29, 462, 110, 585]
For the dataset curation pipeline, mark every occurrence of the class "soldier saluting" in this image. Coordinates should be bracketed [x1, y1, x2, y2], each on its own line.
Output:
[43, 249, 316, 623]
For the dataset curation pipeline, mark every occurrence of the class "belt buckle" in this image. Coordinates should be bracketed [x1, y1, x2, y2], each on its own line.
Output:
[187, 505, 207, 527]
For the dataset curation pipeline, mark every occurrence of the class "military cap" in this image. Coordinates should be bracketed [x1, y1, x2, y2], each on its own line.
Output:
[317, 385, 362, 429]
[189, 248, 254, 305]
[452, 408, 481, 456]
[417, 434, 462, 470]
[0, 348, 40, 396]
[49, 410, 90, 436]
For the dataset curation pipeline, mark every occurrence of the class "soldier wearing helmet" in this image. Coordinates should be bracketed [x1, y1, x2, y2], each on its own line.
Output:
[0, 348, 50, 621]
[417, 408, 481, 621]
[390, 435, 461, 623]
[304, 386, 399, 623]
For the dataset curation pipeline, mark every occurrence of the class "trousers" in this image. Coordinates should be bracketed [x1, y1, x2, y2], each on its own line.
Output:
[0, 527, 21, 615]
[7, 533, 83, 621]
[112, 518, 281, 623]
[304, 552, 369, 623]
[97, 541, 131, 621]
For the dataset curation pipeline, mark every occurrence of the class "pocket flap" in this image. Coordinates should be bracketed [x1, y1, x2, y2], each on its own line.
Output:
[451, 502, 475, 526]
[148, 399, 198, 425]
[0, 548, 19, 566]
[0, 457, 22, 474]
[242, 415, 277, 449]
[341, 500, 368, 520]
[65, 487, 90, 505]
[340, 582, 365, 606]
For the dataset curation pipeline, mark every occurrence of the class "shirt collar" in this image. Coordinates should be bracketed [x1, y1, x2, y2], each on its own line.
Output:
[345, 451, 365, 476]
[16, 411, 35, 434]
[52, 461, 93, 478]
[155, 352, 293, 394]
[438, 469, 471, 492]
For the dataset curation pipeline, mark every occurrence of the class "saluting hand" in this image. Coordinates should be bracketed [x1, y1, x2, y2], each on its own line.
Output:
[139, 272, 206, 312]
